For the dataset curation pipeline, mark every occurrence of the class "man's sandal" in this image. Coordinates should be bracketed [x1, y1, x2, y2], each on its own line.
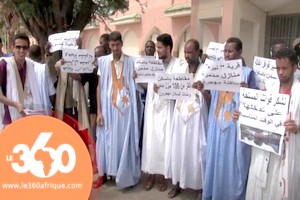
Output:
[167, 187, 184, 198]
[157, 178, 168, 192]
[144, 175, 155, 191]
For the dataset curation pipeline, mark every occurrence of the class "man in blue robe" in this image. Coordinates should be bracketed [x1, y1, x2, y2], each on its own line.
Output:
[95, 31, 140, 188]
[202, 37, 256, 200]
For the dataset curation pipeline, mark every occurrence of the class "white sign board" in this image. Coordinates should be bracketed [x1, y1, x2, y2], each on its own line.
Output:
[62, 49, 95, 73]
[157, 73, 194, 100]
[196, 59, 242, 92]
[238, 87, 290, 155]
[48, 30, 80, 52]
[63, 31, 81, 49]
[253, 56, 278, 90]
[295, 69, 300, 82]
[23, 109, 45, 116]
[48, 32, 66, 52]
[134, 56, 165, 83]
[205, 42, 225, 61]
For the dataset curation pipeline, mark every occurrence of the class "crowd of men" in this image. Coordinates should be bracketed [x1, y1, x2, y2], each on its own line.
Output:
[0, 31, 300, 200]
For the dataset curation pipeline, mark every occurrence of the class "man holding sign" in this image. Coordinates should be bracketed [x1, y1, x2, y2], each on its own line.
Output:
[203, 37, 256, 200]
[244, 49, 300, 200]
[165, 39, 209, 198]
[47, 38, 90, 131]
[142, 33, 187, 192]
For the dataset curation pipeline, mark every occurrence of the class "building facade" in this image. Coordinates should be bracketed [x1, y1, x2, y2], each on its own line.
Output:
[81, 0, 300, 65]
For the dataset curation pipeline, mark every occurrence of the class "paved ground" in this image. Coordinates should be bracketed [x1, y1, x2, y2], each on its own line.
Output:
[89, 175, 201, 200]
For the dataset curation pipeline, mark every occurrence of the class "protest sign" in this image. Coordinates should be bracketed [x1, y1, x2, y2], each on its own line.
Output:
[253, 56, 278, 89]
[48, 32, 66, 52]
[62, 49, 95, 73]
[63, 31, 80, 49]
[295, 69, 300, 82]
[205, 42, 225, 61]
[157, 73, 194, 100]
[134, 56, 165, 83]
[197, 59, 242, 92]
[48, 30, 80, 52]
[238, 87, 290, 155]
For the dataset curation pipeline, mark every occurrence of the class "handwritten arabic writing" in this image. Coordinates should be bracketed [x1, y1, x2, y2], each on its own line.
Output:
[196, 59, 242, 92]
[156, 73, 194, 100]
[205, 42, 225, 61]
[62, 49, 95, 73]
[253, 56, 278, 89]
[134, 56, 165, 83]
[48, 30, 80, 53]
[63, 31, 80, 49]
[238, 87, 289, 155]
[48, 32, 66, 52]
[239, 87, 289, 135]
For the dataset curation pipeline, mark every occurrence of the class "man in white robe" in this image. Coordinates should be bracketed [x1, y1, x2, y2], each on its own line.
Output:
[165, 39, 209, 198]
[142, 33, 187, 192]
[46, 44, 90, 131]
[28, 45, 55, 116]
[244, 48, 300, 200]
[0, 33, 42, 131]
[293, 38, 300, 82]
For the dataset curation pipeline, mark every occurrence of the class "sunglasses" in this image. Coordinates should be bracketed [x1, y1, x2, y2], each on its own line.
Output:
[15, 45, 29, 50]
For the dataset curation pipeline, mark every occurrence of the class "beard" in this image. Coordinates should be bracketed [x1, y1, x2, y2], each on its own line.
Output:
[187, 58, 199, 65]
[279, 75, 293, 84]
[158, 54, 166, 60]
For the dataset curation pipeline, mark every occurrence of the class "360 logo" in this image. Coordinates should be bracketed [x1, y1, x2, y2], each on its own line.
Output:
[8, 132, 76, 178]
[0, 115, 92, 200]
